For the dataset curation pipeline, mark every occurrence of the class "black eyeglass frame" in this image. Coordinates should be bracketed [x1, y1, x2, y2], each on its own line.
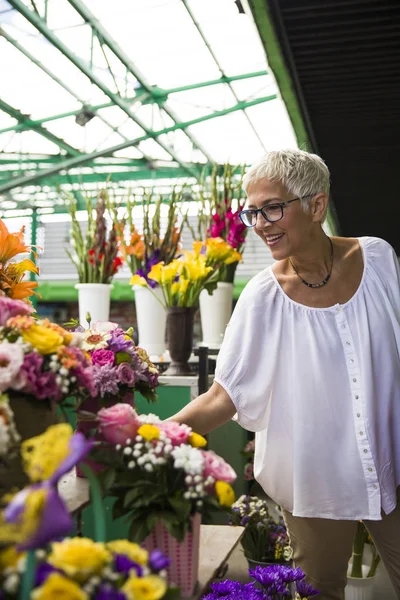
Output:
[239, 195, 315, 227]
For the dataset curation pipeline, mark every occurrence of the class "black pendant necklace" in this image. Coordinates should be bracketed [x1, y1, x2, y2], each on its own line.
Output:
[289, 238, 334, 289]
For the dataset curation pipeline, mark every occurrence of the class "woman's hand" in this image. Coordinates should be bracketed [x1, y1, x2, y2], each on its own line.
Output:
[165, 381, 236, 435]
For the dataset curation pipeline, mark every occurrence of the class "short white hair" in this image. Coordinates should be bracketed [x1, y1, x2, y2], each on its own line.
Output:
[243, 149, 330, 219]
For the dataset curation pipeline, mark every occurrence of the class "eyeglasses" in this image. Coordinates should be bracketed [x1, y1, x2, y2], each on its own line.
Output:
[239, 196, 314, 227]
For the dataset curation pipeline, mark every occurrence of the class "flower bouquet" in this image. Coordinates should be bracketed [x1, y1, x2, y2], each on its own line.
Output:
[229, 496, 291, 567]
[66, 190, 123, 325]
[0, 218, 39, 301]
[0, 537, 178, 599]
[116, 189, 185, 359]
[0, 296, 95, 488]
[89, 404, 237, 596]
[201, 565, 318, 599]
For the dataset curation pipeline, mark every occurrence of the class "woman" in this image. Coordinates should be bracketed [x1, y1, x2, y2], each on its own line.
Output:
[168, 149, 400, 600]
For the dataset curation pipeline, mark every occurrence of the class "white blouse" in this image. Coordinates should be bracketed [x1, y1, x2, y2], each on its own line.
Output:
[215, 237, 400, 520]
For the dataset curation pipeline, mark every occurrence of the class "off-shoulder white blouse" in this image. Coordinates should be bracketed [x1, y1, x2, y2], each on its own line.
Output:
[215, 237, 400, 520]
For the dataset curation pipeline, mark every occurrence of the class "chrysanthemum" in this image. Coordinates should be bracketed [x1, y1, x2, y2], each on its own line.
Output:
[82, 330, 111, 351]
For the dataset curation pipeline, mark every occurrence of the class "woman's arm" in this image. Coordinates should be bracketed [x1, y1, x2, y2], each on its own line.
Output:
[166, 381, 236, 435]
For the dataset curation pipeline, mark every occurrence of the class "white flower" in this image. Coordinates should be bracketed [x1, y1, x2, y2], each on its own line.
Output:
[128, 461, 135, 469]
[138, 413, 161, 424]
[123, 447, 132, 456]
[82, 330, 111, 351]
[171, 446, 204, 475]
[4, 574, 19, 594]
[144, 463, 153, 472]
[0, 342, 25, 392]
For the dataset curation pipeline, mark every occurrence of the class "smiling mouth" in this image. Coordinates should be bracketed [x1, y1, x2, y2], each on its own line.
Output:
[264, 233, 284, 246]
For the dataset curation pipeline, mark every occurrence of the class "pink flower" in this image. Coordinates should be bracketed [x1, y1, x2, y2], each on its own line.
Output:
[158, 421, 192, 446]
[98, 403, 141, 445]
[201, 450, 237, 483]
[91, 349, 115, 366]
[117, 362, 136, 386]
[92, 321, 118, 333]
[0, 296, 34, 326]
[243, 462, 254, 481]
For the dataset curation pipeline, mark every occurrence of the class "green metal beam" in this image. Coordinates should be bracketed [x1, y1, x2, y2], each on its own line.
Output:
[0, 98, 80, 155]
[161, 71, 269, 96]
[6, 0, 200, 178]
[0, 27, 132, 145]
[247, 0, 339, 235]
[181, 0, 267, 153]
[66, 0, 214, 163]
[0, 93, 277, 193]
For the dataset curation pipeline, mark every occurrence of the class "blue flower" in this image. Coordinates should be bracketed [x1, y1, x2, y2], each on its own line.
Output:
[149, 549, 171, 572]
[210, 580, 242, 594]
[34, 563, 60, 586]
[95, 584, 127, 600]
[296, 578, 319, 598]
[114, 553, 143, 576]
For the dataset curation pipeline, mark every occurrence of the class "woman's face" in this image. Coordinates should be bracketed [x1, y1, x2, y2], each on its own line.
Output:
[245, 178, 316, 261]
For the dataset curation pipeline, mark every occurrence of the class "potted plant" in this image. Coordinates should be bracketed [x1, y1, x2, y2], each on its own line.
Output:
[130, 249, 222, 375]
[89, 403, 237, 597]
[346, 522, 380, 600]
[66, 190, 123, 325]
[200, 564, 319, 599]
[114, 189, 185, 359]
[186, 165, 248, 348]
[229, 495, 292, 569]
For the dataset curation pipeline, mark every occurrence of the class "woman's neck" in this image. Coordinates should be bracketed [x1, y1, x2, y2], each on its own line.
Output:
[289, 233, 333, 280]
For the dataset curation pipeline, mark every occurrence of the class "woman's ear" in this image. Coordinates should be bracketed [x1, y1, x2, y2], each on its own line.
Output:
[311, 193, 329, 222]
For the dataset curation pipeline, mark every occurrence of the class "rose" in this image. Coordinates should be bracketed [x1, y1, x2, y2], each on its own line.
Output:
[158, 421, 191, 446]
[48, 538, 111, 583]
[201, 450, 237, 483]
[98, 404, 140, 445]
[91, 349, 115, 367]
[117, 363, 136, 386]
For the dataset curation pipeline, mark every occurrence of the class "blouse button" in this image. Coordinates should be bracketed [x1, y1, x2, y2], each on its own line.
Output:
[346, 341, 351, 346]
[355, 395, 359, 399]
[359, 431, 363, 436]
[368, 468, 373, 472]
[373, 484, 378, 489]
[342, 324, 346, 329]
[363, 449, 368, 453]
[350, 359, 354, 364]
[357, 413, 361, 417]
[353, 378, 357, 383]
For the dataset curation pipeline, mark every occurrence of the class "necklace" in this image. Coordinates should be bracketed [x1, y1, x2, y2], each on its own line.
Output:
[289, 238, 334, 289]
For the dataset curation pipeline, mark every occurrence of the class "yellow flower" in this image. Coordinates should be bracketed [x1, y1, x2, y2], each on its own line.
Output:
[0, 547, 23, 573]
[188, 432, 207, 448]
[48, 538, 111, 583]
[171, 281, 180, 296]
[32, 573, 88, 600]
[161, 263, 180, 284]
[183, 258, 213, 281]
[107, 540, 148, 565]
[131, 274, 148, 286]
[225, 250, 242, 265]
[22, 424, 73, 482]
[179, 278, 189, 294]
[122, 574, 167, 600]
[138, 424, 160, 442]
[215, 481, 235, 507]
[192, 240, 204, 257]
[147, 262, 164, 284]
[0, 489, 47, 545]
[22, 324, 64, 354]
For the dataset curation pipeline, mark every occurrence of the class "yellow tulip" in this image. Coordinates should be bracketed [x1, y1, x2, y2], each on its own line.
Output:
[130, 274, 148, 286]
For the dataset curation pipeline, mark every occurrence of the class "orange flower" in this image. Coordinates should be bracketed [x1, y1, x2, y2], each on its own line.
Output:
[0, 220, 34, 263]
[0, 219, 39, 301]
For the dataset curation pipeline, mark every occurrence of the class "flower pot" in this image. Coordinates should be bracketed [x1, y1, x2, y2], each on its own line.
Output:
[345, 564, 375, 600]
[0, 392, 56, 491]
[75, 283, 113, 327]
[199, 282, 234, 349]
[75, 394, 134, 478]
[141, 513, 201, 598]
[133, 285, 167, 359]
[164, 307, 196, 376]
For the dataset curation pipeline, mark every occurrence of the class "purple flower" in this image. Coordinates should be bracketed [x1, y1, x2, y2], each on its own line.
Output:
[117, 362, 136, 386]
[73, 363, 97, 397]
[149, 549, 171, 572]
[114, 553, 143, 576]
[91, 349, 115, 366]
[0, 296, 34, 326]
[34, 562, 60, 586]
[108, 329, 134, 354]
[21, 353, 60, 400]
[95, 584, 127, 600]
[210, 580, 242, 595]
[296, 578, 319, 598]
[93, 363, 119, 397]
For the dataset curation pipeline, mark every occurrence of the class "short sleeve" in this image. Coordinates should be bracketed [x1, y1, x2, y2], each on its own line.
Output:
[214, 271, 279, 432]
[364, 237, 400, 319]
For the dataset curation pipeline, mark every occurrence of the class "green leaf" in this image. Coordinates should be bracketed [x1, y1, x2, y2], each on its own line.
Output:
[128, 515, 151, 543]
[96, 468, 116, 494]
[168, 496, 191, 521]
[112, 496, 128, 520]
[163, 586, 181, 600]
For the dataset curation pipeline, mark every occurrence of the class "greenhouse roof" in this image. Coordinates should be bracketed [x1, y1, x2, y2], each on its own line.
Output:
[0, 0, 300, 213]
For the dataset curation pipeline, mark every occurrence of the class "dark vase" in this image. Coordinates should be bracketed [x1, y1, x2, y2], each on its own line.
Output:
[0, 392, 57, 492]
[164, 306, 196, 376]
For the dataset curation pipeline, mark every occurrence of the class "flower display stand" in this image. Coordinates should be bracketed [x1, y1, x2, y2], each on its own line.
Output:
[199, 282, 233, 349]
[75, 283, 113, 326]
[141, 513, 201, 597]
[133, 285, 166, 359]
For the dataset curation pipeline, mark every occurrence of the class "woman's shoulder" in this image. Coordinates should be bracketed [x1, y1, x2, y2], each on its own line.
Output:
[335, 235, 396, 260]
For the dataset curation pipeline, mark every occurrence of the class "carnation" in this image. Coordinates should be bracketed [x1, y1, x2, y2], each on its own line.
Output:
[92, 364, 119, 398]
[201, 450, 236, 483]
[158, 421, 192, 446]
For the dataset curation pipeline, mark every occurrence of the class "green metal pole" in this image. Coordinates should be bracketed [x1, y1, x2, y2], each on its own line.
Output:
[30, 208, 38, 310]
